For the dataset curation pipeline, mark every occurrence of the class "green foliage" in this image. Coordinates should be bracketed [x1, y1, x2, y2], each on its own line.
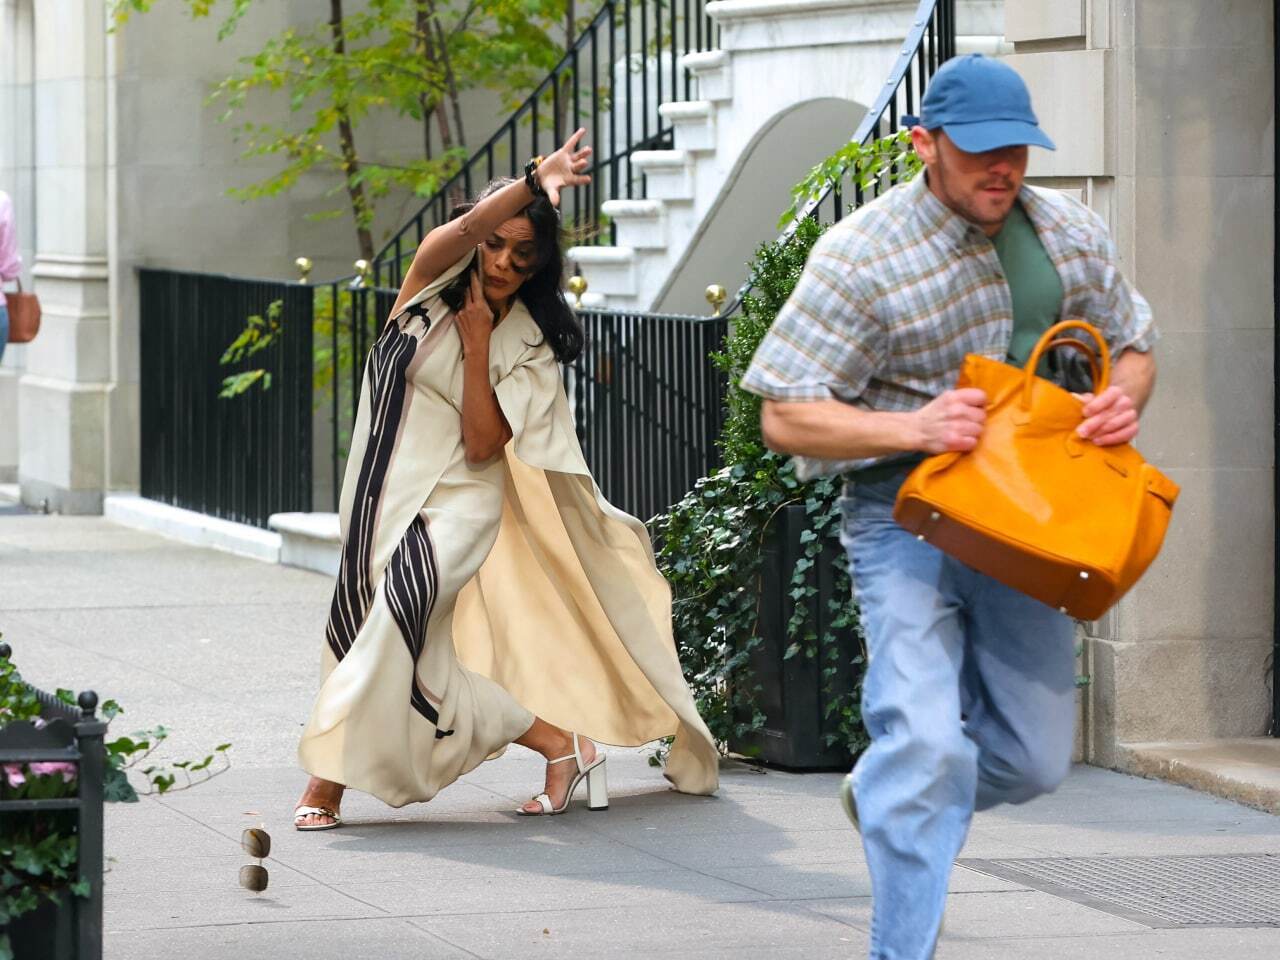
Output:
[0, 636, 232, 952]
[218, 299, 285, 397]
[716, 216, 827, 468]
[651, 223, 868, 760]
[110, 0, 587, 260]
[781, 129, 921, 228]
[650, 133, 917, 762]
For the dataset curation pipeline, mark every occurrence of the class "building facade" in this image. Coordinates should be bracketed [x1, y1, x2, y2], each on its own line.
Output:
[0, 0, 1275, 770]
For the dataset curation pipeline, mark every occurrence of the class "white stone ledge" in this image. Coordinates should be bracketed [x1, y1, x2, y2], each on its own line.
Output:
[18, 374, 113, 393]
[708, 0, 906, 21]
[681, 49, 729, 72]
[270, 511, 341, 577]
[600, 199, 664, 218]
[631, 149, 690, 170]
[31, 255, 110, 282]
[566, 246, 637, 265]
[658, 100, 713, 121]
[104, 494, 281, 564]
[708, 0, 919, 52]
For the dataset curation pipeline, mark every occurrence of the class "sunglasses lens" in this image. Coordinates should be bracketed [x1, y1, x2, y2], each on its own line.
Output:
[241, 827, 271, 859]
[239, 863, 269, 892]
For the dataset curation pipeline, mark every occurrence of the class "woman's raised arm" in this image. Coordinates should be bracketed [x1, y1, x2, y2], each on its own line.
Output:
[388, 129, 592, 319]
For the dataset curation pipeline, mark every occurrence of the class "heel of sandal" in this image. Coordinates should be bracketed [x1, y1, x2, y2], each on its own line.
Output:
[586, 758, 608, 811]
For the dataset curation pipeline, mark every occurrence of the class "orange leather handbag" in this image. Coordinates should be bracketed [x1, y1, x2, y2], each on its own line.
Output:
[893, 320, 1178, 621]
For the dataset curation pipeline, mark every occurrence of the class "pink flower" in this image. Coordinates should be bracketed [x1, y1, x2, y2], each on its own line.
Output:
[28, 762, 78, 783]
[1, 760, 79, 787]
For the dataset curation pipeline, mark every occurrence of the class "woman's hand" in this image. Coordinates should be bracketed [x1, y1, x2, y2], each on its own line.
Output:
[535, 129, 593, 206]
[455, 268, 493, 359]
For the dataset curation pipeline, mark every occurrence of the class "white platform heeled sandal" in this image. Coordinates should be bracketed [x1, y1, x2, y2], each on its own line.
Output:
[516, 733, 608, 816]
[293, 804, 342, 831]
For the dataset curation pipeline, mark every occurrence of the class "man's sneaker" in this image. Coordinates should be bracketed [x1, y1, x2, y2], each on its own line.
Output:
[839, 773, 860, 832]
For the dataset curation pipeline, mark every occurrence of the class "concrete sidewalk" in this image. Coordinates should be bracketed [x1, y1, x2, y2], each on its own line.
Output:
[2, 514, 1277, 959]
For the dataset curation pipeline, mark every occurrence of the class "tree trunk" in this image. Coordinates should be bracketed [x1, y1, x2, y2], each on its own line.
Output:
[432, 14, 467, 151]
[328, 0, 375, 264]
[558, 0, 576, 140]
[416, 2, 440, 160]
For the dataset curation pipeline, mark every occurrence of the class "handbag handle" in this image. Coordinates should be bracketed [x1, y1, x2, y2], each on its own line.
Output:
[1022, 320, 1110, 408]
[1044, 337, 1102, 388]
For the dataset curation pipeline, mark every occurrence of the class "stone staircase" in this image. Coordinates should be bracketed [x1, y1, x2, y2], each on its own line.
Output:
[569, 0, 1006, 314]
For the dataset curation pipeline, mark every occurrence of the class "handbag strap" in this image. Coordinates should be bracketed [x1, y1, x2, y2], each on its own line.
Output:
[1022, 320, 1110, 408]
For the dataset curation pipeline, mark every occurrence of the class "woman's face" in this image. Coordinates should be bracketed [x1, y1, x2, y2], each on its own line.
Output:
[479, 216, 538, 303]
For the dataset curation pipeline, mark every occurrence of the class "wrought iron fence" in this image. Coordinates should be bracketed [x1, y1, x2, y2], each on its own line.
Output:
[0, 641, 106, 960]
[138, 269, 315, 528]
[573, 308, 728, 522]
[138, 270, 727, 526]
[371, 0, 720, 290]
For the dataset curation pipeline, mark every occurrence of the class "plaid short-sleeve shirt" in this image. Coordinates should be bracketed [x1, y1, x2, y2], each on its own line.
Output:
[740, 173, 1157, 480]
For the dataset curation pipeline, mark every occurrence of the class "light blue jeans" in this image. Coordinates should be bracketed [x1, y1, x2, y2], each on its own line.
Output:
[841, 471, 1076, 960]
[0, 301, 7, 365]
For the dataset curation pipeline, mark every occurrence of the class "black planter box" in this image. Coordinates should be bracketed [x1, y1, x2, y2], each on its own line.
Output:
[0, 643, 105, 960]
[729, 503, 862, 771]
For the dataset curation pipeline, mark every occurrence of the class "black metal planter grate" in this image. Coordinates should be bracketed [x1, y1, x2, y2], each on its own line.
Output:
[959, 854, 1280, 928]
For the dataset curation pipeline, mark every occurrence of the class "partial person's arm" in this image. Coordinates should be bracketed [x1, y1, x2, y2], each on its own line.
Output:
[1074, 201, 1159, 447]
[0, 193, 22, 283]
[455, 270, 512, 464]
[388, 129, 592, 319]
[762, 388, 988, 461]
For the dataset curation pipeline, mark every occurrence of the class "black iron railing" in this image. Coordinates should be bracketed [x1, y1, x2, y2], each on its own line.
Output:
[721, 0, 956, 318]
[572, 308, 728, 522]
[139, 269, 315, 528]
[0, 642, 105, 960]
[370, 0, 719, 290]
[137, 269, 725, 525]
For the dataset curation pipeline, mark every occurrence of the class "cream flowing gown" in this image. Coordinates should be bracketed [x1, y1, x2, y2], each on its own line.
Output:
[297, 251, 720, 807]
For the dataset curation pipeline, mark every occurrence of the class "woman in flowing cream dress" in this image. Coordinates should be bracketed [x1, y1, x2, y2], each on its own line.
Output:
[293, 130, 719, 828]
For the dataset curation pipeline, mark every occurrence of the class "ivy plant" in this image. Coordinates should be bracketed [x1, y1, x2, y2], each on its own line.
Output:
[650, 132, 923, 763]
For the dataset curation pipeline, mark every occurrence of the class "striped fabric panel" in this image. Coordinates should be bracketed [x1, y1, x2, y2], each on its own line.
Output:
[324, 318, 454, 739]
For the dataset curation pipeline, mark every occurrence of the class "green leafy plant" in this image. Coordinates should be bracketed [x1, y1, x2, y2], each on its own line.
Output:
[218, 300, 285, 398]
[651, 132, 922, 763]
[110, 0, 594, 262]
[651, 219, 867, 761]
[780, 129, 920, 228]
[0, 641, 230, 959]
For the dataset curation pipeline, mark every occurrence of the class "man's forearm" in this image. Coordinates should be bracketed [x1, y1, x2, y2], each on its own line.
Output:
[761, 399, 922, 461]
[1109, 348, 1156, 414]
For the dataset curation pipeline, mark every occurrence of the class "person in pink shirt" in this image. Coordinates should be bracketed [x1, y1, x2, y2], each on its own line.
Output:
[0, 190, 23, 364]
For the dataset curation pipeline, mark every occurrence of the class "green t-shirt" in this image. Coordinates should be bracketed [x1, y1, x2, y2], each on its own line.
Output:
[993, 202, 1064, 369]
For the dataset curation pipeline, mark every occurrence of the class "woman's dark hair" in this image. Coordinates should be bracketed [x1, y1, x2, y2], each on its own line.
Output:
[440, 178, 585, 364]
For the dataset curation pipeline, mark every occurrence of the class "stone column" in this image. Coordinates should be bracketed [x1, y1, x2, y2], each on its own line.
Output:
[19, 1, 112, 513]
[1004, 0, 1275, 757]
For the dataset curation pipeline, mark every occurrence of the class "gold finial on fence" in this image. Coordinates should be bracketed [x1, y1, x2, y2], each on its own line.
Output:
[294, 257, 313, 284]
[705, 284, 727, 317]
[568, 274, 588, 309]
[353, 259, 372, 288]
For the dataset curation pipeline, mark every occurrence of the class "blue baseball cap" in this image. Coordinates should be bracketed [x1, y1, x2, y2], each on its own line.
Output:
[916, 54, 1055, 153]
